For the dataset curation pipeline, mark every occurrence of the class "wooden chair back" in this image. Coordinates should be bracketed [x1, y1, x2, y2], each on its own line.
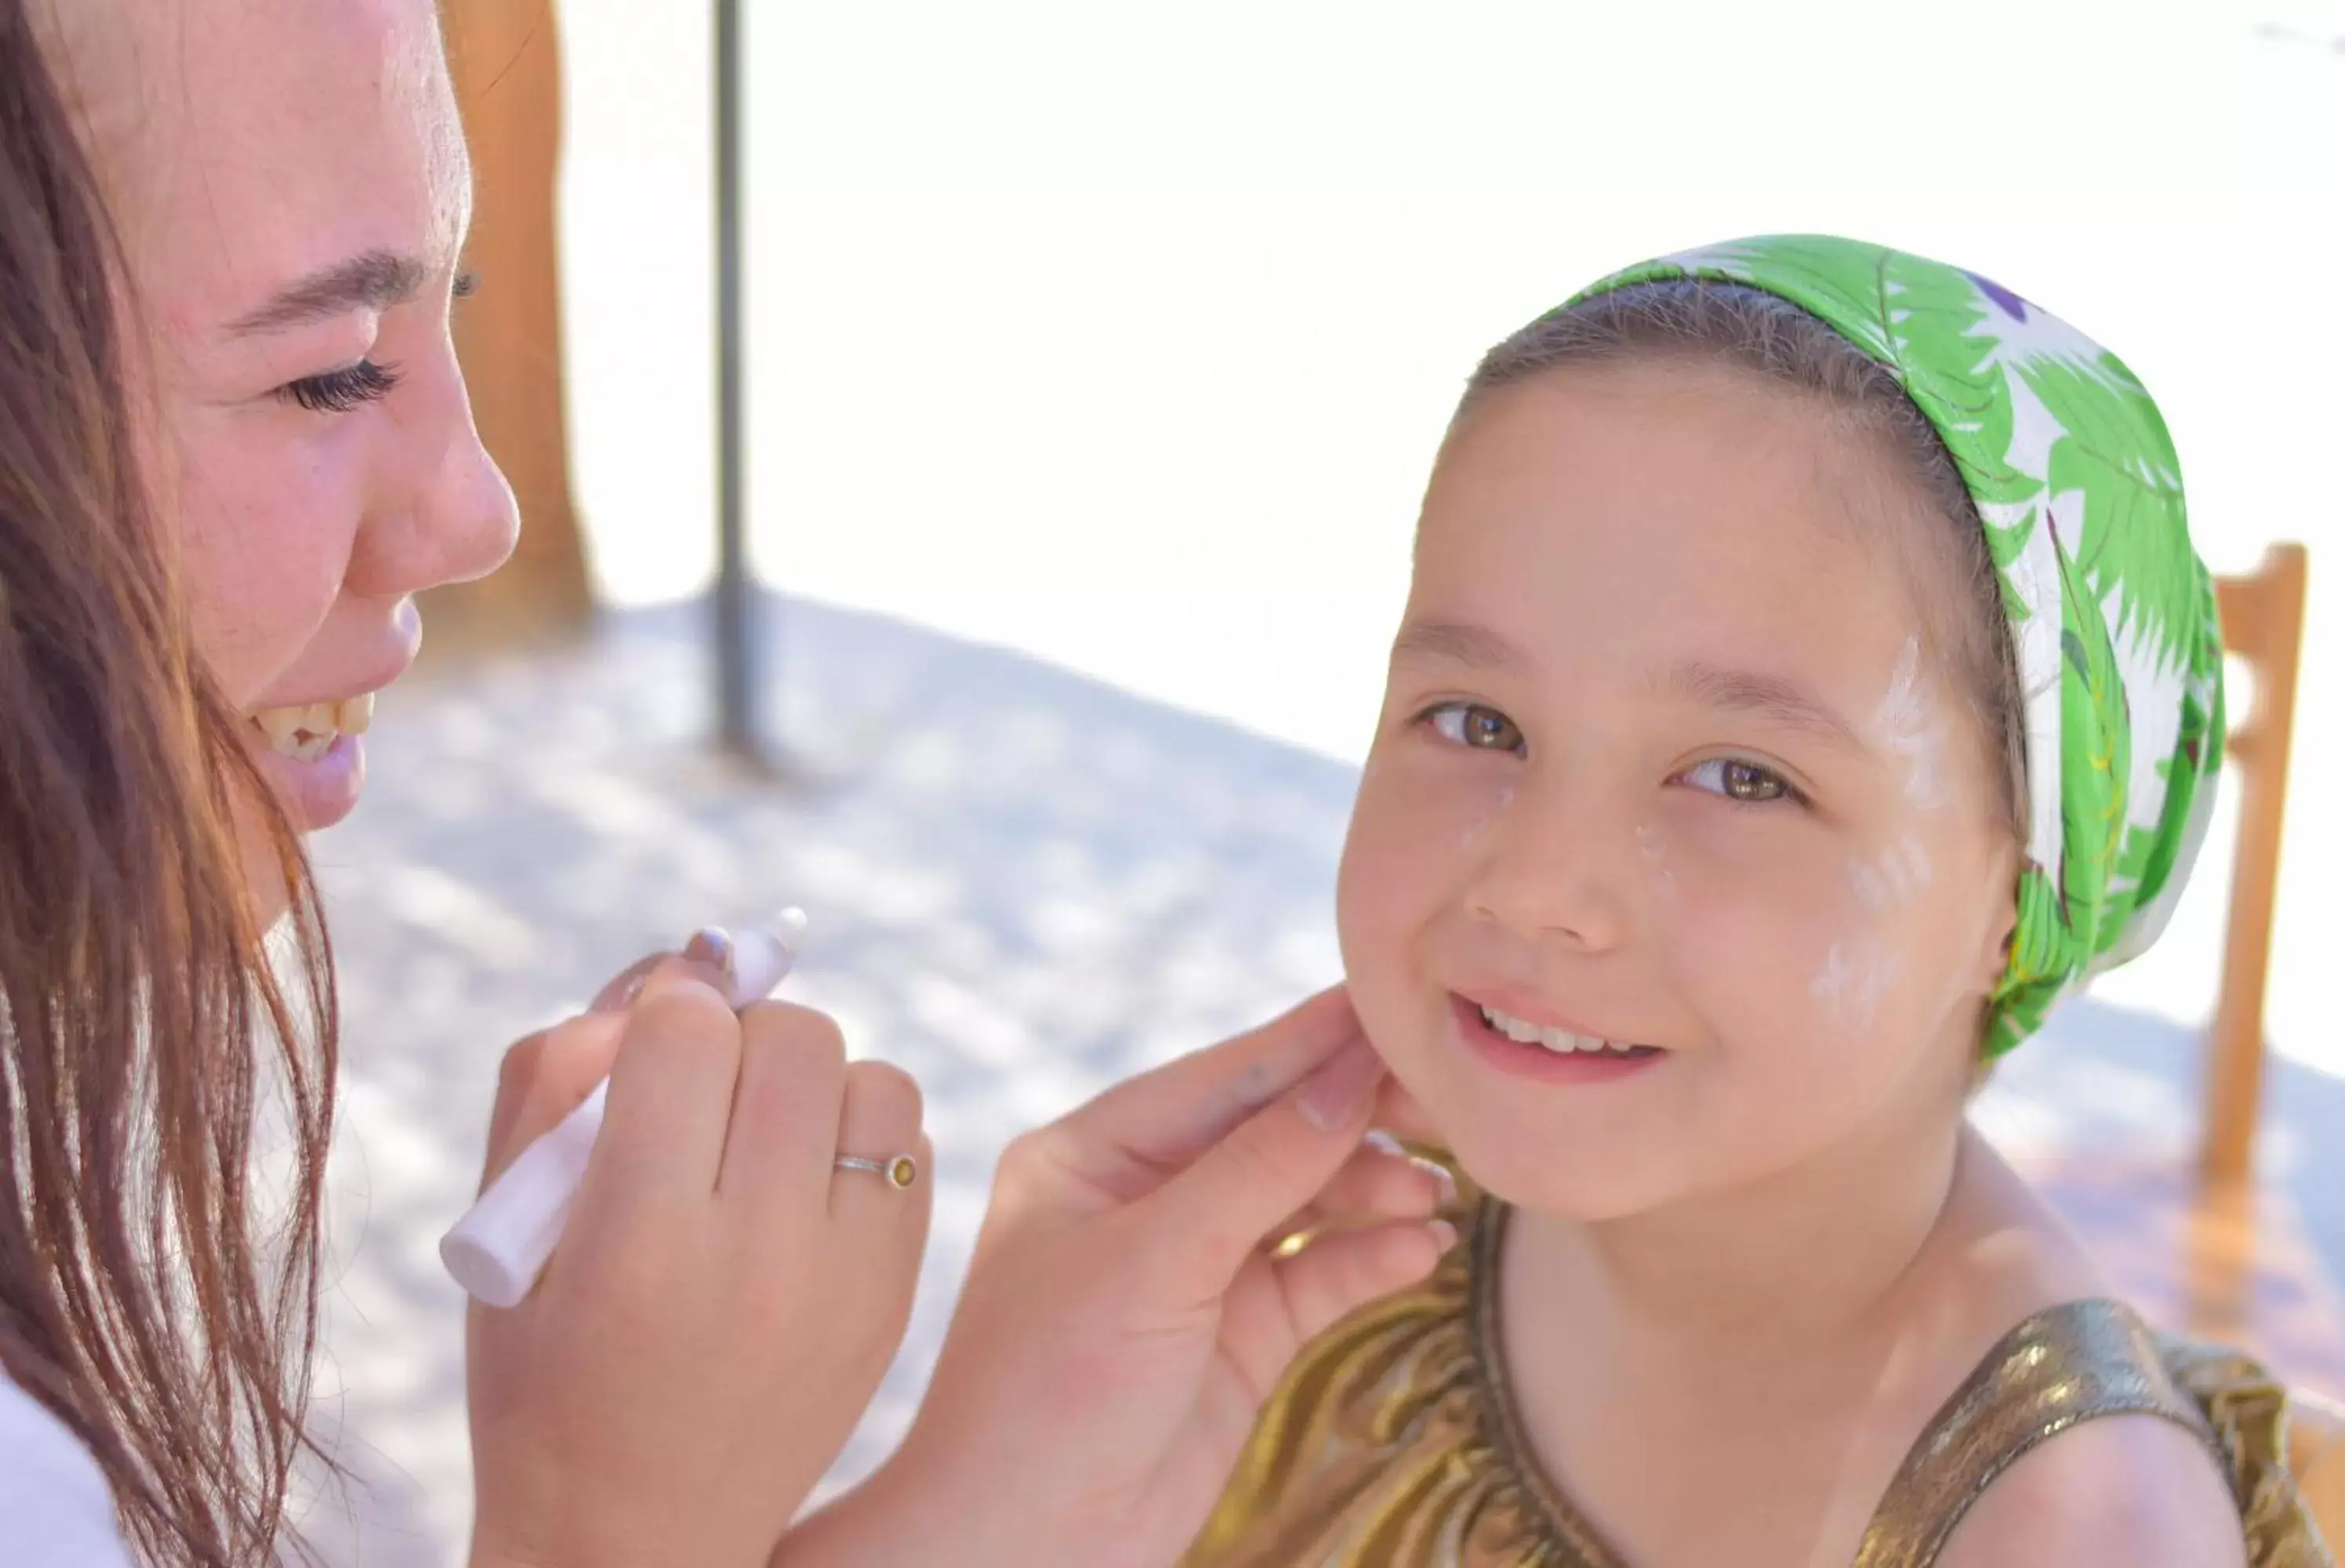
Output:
[2202, 544, 2309, 1185]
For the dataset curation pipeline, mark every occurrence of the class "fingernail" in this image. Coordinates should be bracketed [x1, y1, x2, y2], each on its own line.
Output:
[1296, 1040, 1382, 1134]
[590, 966, 653, 1014]
[1427, 1218, 1459, 1255]
[682, 927, 736, 990]
[1410, 1156, 1460, 1207]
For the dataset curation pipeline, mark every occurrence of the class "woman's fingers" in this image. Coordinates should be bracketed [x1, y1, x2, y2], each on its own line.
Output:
[1035, 988, 1367, 1207]
[1132, 1038, 1387, 1301]
[1278, 1142, 1448, 1237]
[586, 968, 749, 1214]
[1371, 1074, 1441, 1145]
[827, 1060, 926, 1218]
[481, 944, 717, 1187]
[588, 951, 670, 1014]
[716, 1000, 850, 1203]
[1272, 1220, 1453, 1347]
[481, 1014, 626, 1192]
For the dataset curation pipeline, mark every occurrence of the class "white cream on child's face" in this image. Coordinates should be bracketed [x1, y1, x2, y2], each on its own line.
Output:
[1810, 641, 1951, 1025]
[1335, 362, 2018, 1220]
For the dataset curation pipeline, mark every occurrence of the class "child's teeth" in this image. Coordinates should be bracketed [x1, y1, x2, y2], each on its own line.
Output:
[1477, 1004, 1633, 1055]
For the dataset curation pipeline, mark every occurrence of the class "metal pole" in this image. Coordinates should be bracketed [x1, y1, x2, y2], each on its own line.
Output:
[713, 0, 757, 756]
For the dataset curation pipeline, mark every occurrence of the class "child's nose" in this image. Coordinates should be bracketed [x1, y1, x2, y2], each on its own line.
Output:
[1459, 781, 1633, 952]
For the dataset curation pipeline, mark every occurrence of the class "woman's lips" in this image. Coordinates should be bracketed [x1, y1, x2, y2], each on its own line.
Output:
[252, 728, 366, 833]
[1448, 993, 1667, 1086]
[245, 691, 381, 833]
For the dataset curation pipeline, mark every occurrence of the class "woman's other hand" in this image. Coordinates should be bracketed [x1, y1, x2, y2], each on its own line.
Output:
[785, 986, 1450, 1568]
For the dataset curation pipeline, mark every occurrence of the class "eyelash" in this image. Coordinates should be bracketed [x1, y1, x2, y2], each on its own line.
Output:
[273, 272, 472, 416]
[1415, 701, 1807, 806]
[1417, 701, 1526, 756]
[278, 358, 402, 415]
[1676, 757, 1808, 808]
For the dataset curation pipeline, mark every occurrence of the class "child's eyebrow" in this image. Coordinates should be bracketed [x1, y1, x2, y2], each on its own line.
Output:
[1391, 619, 1523, 671]
[1664, 661, 1867, 753]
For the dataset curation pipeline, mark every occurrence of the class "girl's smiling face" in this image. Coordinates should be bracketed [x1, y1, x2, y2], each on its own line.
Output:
[1338, 360, 2020, 1218]
[45, 0, 518, 835]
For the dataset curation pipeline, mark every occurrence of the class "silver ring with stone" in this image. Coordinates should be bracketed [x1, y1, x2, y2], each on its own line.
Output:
[833, 1152, 920, 1190]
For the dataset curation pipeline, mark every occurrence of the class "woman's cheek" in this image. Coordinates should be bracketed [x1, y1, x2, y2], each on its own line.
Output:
[172, 414, 360, 704]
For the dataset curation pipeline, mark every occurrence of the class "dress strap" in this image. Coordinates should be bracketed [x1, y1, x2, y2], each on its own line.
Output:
[1853, 1298, 2223, 1568]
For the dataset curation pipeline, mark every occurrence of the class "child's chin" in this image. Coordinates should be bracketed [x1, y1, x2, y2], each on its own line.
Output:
[1446, 1133, 1685, 1223]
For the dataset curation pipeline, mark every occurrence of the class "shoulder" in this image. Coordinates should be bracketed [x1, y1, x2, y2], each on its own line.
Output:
[0, 1375, 135, 1566]
[1937, 1411, 2246, 1568]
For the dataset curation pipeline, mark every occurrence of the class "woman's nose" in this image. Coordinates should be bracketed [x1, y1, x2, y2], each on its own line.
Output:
[352, 350, 521, 597]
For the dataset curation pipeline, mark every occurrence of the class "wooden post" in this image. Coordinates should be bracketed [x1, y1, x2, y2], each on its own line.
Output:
[433, 1, 594, 640]
[2202, 544, 2309, 1185]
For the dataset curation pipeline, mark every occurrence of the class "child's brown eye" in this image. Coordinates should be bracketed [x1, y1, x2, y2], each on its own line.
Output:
[1426, 702, 1525, 754]
[1682, 757, 1795, 804]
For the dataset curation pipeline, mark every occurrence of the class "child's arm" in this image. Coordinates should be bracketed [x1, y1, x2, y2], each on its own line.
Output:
[1934, 1414, 2249, 1568]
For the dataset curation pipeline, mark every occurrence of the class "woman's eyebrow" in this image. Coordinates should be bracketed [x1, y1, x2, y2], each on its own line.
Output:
[1665, 659, 1866, 752]
[224, 249, 427, 337]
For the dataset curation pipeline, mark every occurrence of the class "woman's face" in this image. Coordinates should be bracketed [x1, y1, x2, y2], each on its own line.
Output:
[1338, 361, 2020, 1221]
[45, 0, 517, 833]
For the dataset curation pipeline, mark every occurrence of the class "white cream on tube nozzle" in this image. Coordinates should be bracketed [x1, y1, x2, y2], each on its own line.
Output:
[441, 908, 809, 1308]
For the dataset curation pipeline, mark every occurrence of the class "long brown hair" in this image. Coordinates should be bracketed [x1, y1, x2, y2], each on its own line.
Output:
[0, 3, 339, 1563]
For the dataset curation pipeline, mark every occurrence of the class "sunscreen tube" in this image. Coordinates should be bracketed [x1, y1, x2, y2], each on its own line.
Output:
[441, 909, 809, 1308]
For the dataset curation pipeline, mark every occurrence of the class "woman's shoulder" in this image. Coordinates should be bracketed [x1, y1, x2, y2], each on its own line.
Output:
[0, 1372, 134, 1566]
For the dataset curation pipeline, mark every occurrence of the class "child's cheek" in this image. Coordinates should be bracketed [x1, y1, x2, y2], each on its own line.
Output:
[1338, 750, 1516, 1047]
[1648, 806, 1900, 1054]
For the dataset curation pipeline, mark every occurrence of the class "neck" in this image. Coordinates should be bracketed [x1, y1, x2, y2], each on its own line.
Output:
[1508, 1101, 1969, 1374]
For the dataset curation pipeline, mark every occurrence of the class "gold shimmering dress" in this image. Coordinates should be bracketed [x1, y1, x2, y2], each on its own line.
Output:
[1186, 1198, 2332, 1567]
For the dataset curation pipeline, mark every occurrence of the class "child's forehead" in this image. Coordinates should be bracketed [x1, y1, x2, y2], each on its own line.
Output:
[1431, 364, 1898, 539]
[1420, 383, 1914, 612]
[1407, 381, 1955, 719]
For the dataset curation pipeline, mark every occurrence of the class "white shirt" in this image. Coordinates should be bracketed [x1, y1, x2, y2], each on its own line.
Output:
[0, 1374, 133, 1566]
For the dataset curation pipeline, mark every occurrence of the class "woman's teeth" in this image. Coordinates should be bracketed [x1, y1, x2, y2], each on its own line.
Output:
[252, 695, 373, 762]
[1477, 1004, 1644, 1056]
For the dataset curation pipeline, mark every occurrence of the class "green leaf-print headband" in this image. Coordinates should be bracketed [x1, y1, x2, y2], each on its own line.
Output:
[1567, 235, 2226, 1057]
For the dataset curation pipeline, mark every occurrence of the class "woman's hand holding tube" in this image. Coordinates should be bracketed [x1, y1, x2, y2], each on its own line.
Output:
[466, 942, 931, 1568]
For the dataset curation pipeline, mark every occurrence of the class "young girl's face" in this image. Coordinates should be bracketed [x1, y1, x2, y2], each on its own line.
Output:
[1338, 361, 2020, 1218]
[45, 0, 516, 841]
